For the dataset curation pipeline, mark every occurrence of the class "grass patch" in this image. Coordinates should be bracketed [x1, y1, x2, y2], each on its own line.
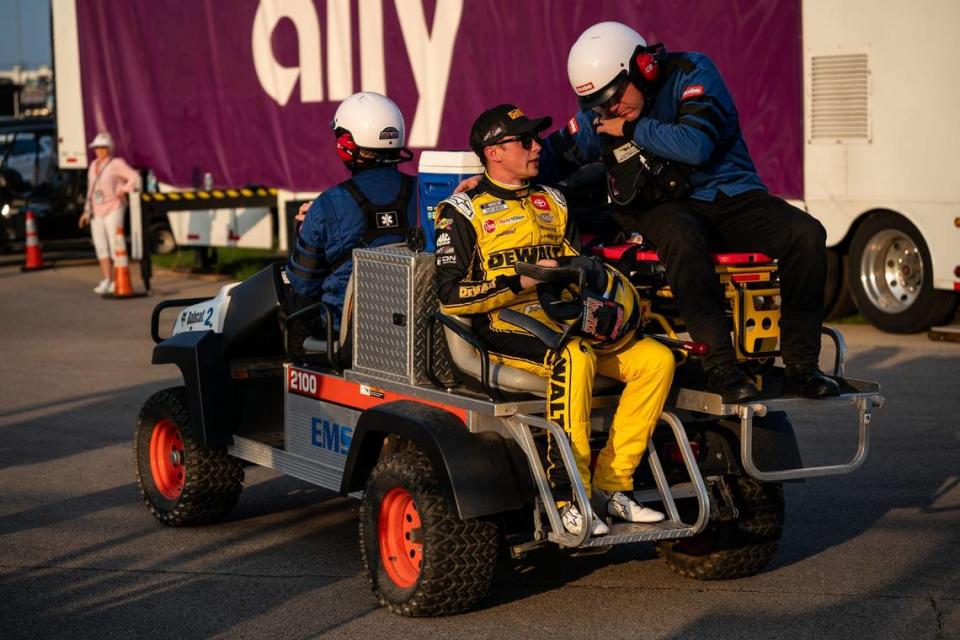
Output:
[152, 247, 283, 281]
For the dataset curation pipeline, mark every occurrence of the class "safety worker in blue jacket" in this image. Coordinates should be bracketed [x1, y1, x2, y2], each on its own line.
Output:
[538, 22, 840, 402]
[286, 92, 417, 334]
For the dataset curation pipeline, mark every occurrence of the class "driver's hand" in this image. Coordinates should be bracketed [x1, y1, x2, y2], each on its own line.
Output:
[519, 259, 559, 290]
[453, 175, 482, 194]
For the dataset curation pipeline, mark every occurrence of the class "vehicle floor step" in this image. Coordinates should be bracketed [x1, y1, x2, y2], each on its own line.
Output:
[550, 519, 697, 548]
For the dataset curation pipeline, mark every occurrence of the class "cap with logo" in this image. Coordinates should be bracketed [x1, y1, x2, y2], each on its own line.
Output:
[469, 104, 552, 154]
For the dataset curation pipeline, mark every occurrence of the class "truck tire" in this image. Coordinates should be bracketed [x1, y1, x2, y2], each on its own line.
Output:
[359, 445, 499, 617]
[824, 248, 857, 320]
[848, 212, 957, 332]
[134, 386, 243, 526]
[149, 221, 177, 255]
[655, 475, 784, 580]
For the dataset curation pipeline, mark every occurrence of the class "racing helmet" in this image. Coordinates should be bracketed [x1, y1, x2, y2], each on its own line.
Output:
[538, 256, 642, 350]
[330, 92, 406, 164]
[567, 22, 647, 110]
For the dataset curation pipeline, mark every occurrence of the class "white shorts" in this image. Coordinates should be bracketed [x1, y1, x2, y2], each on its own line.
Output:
[90, 207, 124, 260]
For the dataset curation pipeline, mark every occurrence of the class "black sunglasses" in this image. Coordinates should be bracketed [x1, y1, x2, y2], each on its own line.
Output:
[496, 132, 541, 150]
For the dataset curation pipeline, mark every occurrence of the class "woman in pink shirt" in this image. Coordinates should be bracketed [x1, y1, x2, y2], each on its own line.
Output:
[79, 131, 140, 294]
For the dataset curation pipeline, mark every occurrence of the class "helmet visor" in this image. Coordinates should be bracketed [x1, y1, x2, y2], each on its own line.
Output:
[577, 70, 629, 110]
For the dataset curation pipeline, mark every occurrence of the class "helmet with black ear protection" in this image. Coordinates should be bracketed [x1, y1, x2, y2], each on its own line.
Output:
[330, 92, 410, 166]
[537, 255, 642, 350]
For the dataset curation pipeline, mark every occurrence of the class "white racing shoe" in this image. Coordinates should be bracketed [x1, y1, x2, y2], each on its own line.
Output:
[93, 279, 112, 294]
[599, 490, 665, 524]
[560, 502, 609, 537]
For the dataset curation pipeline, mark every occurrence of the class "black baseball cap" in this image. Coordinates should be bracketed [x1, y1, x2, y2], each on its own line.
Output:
[469, 104, 552, 154]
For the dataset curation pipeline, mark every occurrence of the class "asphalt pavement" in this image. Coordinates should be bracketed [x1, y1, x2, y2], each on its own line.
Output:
[1, 262, 957, 639]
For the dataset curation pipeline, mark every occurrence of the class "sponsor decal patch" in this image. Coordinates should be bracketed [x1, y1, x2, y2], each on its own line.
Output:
[483, 219, 497, 233]
[480, 199, 508, 215]
[531, 195, 550, 211]
[435, 217, 453, 229]
[459, 281, 497, 298]
[438, 255, 457, 265]
[487, 244, 562, 269]
[436, 232, 451, 247]
[499, 214, 525, 225]
[575, 81, 595, 94]
[379, 126, 400, 140]
[538, 213, 554, 223]
[567, 117, 580, 135]
[435, 245, 455, 255]
[681, 84, 705, 100]
[507, 108, 525, 119]
[495, 228, 517, 238]
[613, 142, 641, 164]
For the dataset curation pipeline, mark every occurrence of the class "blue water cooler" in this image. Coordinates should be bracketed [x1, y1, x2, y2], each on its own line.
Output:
[417, 151, 483, 251]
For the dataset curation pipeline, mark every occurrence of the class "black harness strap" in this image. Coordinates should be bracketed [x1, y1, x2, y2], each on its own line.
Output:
[329, 174, 414, 271]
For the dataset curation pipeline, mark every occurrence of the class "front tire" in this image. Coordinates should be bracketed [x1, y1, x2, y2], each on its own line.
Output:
[848, 212, 957, 332]
[134, 386, 243, 526]
[359, 445, 499, 617]
[655, 475, 784, 580]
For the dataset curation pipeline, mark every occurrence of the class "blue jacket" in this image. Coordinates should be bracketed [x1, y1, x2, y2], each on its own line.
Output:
[287, 165, 417, 326]
[540, 51, 766, 201]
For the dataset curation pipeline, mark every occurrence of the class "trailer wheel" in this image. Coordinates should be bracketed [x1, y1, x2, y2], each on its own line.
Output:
[848, 212, 957, 332]
[656, 475, 784, 580]
[134, 386, 243, 526]
[359, 446, 499, 617]
[149, 221, 177, 255]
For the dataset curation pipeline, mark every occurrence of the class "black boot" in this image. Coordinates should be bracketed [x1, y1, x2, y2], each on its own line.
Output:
[707, 362, 761, 404]
[784, 364, 840, 398]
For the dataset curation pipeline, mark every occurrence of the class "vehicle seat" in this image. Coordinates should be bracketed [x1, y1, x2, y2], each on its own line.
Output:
[441, 313, 620, 397]
[301, 271, 354, 361]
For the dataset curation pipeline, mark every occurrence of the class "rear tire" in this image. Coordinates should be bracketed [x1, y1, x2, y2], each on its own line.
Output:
[848, 212, 957, 332]
[149, 222, 177, 255]
[359, 445, 499, 617]
[134, 386, 243, 526]
[655, 475, 784, 580]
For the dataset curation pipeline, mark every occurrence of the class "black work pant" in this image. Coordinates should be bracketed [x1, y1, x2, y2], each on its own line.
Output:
[636, 190, 828, 370]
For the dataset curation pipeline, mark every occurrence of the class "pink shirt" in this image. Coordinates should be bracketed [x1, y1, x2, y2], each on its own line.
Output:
[86, 156, 140, 217]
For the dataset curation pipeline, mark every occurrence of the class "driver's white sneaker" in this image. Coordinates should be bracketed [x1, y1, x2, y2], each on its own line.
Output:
[560, 503, 609, 536]
[600, 490, 665, 523]
[93, 279, 111, 294]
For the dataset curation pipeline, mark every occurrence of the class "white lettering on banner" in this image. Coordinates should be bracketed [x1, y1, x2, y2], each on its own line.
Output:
[327, 0, 352, 100]
[394, 0, 464, 147]
[252, 0, 323, 106]
[252, 0, 462, 147]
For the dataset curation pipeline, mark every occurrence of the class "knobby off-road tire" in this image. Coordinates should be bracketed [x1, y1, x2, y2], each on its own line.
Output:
[134, 386, 243, 526]
[359, 446, 499, 617]
[655, 475, 784, 580]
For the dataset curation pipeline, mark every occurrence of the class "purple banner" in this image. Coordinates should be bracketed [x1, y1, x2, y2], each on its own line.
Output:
[77, 0, 801, 197]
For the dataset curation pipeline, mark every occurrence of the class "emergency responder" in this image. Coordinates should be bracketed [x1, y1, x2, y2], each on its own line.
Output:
[537, 22, 840, 402]
[286, 92, 416, 339]
[436, 104, 676, 537]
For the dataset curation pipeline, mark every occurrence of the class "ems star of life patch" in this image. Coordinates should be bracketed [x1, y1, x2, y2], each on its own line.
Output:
[376, 211, 398, 228]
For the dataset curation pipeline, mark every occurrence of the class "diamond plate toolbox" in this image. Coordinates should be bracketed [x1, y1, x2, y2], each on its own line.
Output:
[352, 246, 452, 385]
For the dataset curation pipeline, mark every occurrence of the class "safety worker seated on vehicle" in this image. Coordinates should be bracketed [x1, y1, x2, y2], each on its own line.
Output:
[286, 92, 417, 348]
[535, 22, 841, 403]
[435, 104, 676, 537]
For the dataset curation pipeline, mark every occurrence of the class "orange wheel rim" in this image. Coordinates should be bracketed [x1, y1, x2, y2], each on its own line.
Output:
[149, 419, 185, 499]
[378, 487, 423, 588]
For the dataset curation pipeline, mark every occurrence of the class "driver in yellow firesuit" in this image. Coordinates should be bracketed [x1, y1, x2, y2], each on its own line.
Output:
[434, 104, 675, 536]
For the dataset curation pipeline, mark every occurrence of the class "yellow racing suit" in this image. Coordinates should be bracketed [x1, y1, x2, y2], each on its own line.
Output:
[435, 174, 675, 498]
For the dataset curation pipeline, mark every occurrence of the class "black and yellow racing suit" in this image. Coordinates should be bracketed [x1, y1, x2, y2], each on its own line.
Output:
[435, 175, 675, 498]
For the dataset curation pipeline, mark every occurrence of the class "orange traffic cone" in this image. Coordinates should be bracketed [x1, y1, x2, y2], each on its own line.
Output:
[111, 224, 133, 297]
[22, 211, 49, 271]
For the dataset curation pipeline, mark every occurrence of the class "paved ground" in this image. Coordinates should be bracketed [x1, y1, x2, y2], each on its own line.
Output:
[1, 262, 957, 639]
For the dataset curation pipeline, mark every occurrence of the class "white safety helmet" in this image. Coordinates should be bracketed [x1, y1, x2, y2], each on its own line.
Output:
[88, 131, 114, 149]
[330, 92, 405, 150]
[567, 22, 646, 109]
